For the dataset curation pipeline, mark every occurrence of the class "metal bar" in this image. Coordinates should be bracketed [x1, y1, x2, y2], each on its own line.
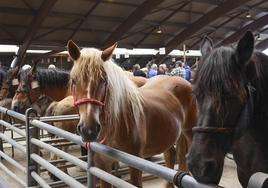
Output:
[48, 175, 87, 187]
[0, 176, 11, 188]
[48, 155, 87, 164]
[26, 108, 39, 187]
[30, 119, 83, 146]
[43, 138, 68, 143]
[89, 167, 137, 188]
[0, 107, 26, 121]
[0, 133, 26, 153]
[32, 137, 136, 188]
[91, 142, 176, 182]
[31, 153, 86, 188]
[87, 150, 95, 188]
[51, 142, 75, 148]
[39, 115, 79, 122]
[11, 129, 14, 157]
[0, 150, 26, 173]
[0, 120, 25, 137]
[90, 142, 221, 188]
[31, 171, 51, 188]
[31, 138, 87, 170]
[248, 172, 268, 188]
[0, 162, 27, 187]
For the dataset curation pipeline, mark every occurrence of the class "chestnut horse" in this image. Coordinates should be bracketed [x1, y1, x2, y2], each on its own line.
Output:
[11, 65, 70, 113]
[187, 31, 268, 187]
[0, 66, 22, 127]
[68, 41, 197, 187]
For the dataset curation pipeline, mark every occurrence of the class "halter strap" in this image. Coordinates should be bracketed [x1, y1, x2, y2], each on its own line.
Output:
[74, 98, 104, 106]
[192, 127, 234, 134]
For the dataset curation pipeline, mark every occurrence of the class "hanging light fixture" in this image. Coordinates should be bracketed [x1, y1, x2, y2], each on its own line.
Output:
[256, 33, 261, 41]
[156, 26, 162, 34]
[246, 11, 251, 18]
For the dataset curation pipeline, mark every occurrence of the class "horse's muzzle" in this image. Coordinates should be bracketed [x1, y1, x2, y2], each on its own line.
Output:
[77, 123, 99, 142]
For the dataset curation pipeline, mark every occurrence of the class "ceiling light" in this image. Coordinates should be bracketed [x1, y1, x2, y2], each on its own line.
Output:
[156, 26, 162, 34]
[246, 11, 251, 18]
[257, 33, 262, 41]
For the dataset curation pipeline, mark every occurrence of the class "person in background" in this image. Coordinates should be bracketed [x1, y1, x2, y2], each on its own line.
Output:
[48, 64, 56, 69]
[22, 64, 31, 70]
[148, 63, 158, 78]
[0, 62, 6, 89]
[170, 61, 186, 79]
[133, 64, 146, 77]
[185, 64, 191, 81]
[157, 64, 167, 75]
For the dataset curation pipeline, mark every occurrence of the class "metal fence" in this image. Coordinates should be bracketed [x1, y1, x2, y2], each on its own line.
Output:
[0, 106, 266, 188]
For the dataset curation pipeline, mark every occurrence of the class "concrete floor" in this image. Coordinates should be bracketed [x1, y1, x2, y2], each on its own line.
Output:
[0, 144, 242, 188]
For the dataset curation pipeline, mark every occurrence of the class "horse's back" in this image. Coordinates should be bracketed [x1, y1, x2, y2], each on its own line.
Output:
[45, 96, 77, 133]
[125, 71, 147, 87]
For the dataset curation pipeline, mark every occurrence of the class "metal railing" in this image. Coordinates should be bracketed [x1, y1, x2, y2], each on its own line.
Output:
[0, 106, 265, 188]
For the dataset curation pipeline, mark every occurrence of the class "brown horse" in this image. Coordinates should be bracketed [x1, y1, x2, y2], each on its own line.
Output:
[0, 66, 23, 129]
[45, 74, 147, 178]
[68, 41, 197, 187]
[0, 66, 19, 100]
[11, 65, 70, 113]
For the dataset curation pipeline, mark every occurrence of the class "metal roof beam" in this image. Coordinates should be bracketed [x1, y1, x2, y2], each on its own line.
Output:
[16, 0, 57, 66]
[134, 1, 190, 47]
[102, 0, 163, 47]
[219, 14, 268, 45]
[155, 0, 252, 63]
[68, 1, 101, 40]
[256, 39, 268, 50]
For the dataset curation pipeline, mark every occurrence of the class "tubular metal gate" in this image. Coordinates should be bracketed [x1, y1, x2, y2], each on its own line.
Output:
[0, 106, 266, 188]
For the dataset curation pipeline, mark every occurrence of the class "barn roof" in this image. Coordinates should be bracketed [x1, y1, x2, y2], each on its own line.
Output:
[0, 0, 268, 63]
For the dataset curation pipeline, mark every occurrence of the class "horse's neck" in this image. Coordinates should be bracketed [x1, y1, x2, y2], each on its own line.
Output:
[41, 86, 68, 101]
[105, 98, 144, 147]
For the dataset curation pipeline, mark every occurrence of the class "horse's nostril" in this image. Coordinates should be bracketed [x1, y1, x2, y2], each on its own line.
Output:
[13, 105, 18, 112]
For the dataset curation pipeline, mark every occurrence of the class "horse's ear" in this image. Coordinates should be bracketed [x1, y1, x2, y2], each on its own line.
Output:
[29, 61, 38, 75]
[101, 42, 117, 62]
[235, 31, 254, 66]
[13, 66, 19, 76]
[67, 40, 80, 61]
[200, 36, 213, 56]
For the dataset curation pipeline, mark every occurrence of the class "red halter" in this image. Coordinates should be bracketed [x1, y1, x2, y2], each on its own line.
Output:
[72, 85, 107, 148]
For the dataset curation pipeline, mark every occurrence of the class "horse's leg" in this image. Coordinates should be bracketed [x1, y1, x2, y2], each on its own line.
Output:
[95, 154, 113, 188]
[81, 146, 87, 156]
[129, 167, 142, 187]
[176, 133, 188, 172]
[164, 146, 176, 188]
[177, 100, 197, 171]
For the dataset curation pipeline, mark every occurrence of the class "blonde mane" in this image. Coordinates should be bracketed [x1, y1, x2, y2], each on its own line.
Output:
[71, 48, 144, 137]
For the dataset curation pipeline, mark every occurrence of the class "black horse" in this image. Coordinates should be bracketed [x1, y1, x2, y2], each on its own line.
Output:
[187, 31, 268, 187]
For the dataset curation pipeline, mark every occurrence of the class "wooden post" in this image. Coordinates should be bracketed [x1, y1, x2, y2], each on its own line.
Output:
[183, 44, 186, 64]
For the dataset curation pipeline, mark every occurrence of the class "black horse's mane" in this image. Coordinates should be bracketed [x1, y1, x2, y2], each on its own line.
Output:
[20, 68, 70, 89]
[194, 45, 268, 115]
[193, 46, 247, 111]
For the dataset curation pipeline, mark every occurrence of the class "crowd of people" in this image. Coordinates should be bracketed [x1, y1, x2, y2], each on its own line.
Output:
[132, 60, 193, 82]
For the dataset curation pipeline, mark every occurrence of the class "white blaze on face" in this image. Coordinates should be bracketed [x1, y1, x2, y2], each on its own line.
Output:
[86, 81, 101, 125]
[11, 99, 18, 110]
[86, 82, 91, 115]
